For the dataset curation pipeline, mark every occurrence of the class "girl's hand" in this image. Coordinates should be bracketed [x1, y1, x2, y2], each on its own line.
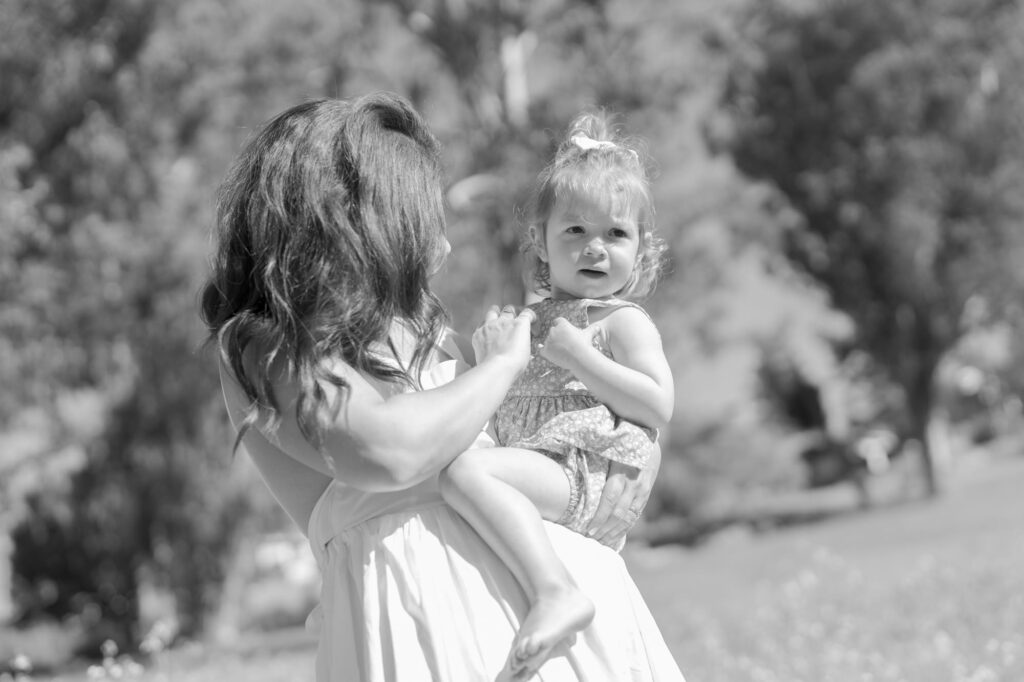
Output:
[585, 444, 661, 547]
[472, 305, 535, 372]
[537, 317, 601, 370]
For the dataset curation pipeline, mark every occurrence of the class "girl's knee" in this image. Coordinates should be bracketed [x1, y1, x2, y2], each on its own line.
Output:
[439, 450, 484, 494]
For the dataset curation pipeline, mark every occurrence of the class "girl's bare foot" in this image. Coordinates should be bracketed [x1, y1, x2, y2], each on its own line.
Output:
[507, 585, 595, 679]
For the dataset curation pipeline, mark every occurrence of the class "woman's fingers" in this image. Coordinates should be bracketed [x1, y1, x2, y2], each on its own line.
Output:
[594, 518, 631, 547]
[485, 303, 530, 322]
[473, 303, 534, 370]
[586, 467, 628, 540]
[587, 462, 645, 547]
[590, 445, 661, 546]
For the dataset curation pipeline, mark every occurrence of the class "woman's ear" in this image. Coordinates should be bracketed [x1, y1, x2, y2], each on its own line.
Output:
[528, 225, 548, 262]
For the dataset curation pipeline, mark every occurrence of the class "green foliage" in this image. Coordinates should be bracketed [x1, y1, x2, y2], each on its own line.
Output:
[722, 0, 1024, 369]
[717, 0, 1024, 491]
[0, 0, 255, 646]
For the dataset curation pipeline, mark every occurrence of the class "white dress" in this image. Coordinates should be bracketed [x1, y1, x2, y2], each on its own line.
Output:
[305, 336, 686, 682]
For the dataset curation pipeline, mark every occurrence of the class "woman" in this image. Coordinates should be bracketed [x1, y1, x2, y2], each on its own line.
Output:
[200, 92, 684, 681]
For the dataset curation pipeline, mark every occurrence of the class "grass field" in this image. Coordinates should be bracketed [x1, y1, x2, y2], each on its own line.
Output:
[33, 451, 1024, 682]
[626, 451, 1024, 682]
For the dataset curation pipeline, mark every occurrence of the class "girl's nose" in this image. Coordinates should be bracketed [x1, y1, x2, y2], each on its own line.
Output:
[582, 240, 606, 258]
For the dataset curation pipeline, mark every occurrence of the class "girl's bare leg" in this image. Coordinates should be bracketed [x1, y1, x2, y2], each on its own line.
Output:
[439, 447, 595, 679]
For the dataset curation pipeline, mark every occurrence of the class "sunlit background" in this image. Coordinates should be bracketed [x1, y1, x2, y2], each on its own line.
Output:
[2, 0, 1024, 680]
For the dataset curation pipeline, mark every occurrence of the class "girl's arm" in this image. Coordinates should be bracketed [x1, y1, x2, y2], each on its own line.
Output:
[235, 308, 533, 493]
[541, 306, 674, 428]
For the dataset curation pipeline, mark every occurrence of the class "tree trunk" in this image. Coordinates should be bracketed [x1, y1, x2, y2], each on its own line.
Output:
[207, 524, 258, 646]
[905, 364, 941, 497]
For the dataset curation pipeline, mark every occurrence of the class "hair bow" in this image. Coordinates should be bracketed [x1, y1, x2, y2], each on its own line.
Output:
[570, 134, 618, 152]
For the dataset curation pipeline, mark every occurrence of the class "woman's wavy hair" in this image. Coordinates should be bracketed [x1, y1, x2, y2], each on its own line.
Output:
[523, 110, 664, 301]
[200, 92, 449, 450]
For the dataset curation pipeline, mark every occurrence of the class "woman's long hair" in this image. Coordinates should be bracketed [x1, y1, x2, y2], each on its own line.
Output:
[200, 92, 448, 450]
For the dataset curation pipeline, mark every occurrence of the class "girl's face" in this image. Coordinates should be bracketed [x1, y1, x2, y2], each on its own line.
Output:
[539, 192, 641, 300]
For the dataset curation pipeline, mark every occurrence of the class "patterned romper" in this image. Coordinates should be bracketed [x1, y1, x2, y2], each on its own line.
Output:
[493, 297, 657, 535]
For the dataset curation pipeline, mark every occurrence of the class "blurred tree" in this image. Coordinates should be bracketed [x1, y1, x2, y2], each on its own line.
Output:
[0, 0, 282, 647]
[0, 0, 889, 644]
[376, 0, 731, 326]
[716, 0, 1024, 495]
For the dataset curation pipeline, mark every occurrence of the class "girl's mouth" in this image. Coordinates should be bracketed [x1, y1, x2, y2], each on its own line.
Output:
[578, 269, 606, 279]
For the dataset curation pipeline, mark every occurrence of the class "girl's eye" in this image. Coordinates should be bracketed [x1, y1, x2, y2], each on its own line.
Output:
[609, 228, 628, 238]
[566, 225, 585, 234]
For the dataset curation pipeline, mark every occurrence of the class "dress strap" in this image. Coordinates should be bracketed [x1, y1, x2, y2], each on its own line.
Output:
[437, 328, 468, 364]
[581, 297, 653, 323]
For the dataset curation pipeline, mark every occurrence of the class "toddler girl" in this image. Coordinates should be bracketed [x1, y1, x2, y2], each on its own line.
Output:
[439, 111, 673, 680]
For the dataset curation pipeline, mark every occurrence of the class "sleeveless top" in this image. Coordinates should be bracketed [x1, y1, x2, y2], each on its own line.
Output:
[494, 297, 657, 468]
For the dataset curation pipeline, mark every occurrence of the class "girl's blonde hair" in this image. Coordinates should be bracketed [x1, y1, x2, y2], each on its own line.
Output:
[523, 110, 664, 300]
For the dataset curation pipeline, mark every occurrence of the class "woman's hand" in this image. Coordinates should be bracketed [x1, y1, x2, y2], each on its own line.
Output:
[537, 317, 600, 370]
[471, 304, 535, 373]
[585, 443, 662, 547]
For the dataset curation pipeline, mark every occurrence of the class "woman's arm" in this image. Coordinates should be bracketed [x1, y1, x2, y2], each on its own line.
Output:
[255, 307, 534, 493]
[540, 306, 674, 428]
